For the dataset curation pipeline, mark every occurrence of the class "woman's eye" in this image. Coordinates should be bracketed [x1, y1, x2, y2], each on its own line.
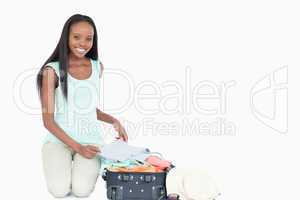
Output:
[74, 35, 80, 39]
[86, 38, 92, 41]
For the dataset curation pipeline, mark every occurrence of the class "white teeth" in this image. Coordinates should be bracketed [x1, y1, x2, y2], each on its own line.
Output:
[76, 48, 86, 53]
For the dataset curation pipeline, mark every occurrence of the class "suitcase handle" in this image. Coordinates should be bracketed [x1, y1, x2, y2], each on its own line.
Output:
[102, 168, 107, 181]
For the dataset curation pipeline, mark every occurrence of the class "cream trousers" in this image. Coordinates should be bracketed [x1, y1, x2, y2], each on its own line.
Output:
[42, 142, 101, 198]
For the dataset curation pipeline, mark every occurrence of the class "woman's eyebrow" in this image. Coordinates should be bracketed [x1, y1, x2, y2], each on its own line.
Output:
[72, 32, 93, 37]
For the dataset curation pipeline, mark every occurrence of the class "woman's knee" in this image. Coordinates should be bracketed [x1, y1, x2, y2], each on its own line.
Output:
[72, 184, 94, 198]
[48, 184, 71, 198]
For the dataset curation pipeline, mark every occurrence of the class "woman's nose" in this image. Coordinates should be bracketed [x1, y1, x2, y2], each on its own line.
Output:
[79, 40, 86, 47]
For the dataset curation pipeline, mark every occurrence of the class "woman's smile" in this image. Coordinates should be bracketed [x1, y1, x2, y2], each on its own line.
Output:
[75, 47, 87, 54]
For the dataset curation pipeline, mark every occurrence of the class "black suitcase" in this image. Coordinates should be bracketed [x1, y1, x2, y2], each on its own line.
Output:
[102, 169, 168, 200]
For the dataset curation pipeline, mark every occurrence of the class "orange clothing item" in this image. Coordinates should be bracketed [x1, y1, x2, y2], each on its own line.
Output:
[108, 165, 163, 173]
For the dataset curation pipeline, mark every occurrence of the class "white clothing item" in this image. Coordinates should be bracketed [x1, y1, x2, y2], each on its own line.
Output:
[167, 168, 221, 200]
[100, 140, 150, 162]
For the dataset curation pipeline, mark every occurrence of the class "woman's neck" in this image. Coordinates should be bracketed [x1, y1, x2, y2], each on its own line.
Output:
[68, 54, 87, 66]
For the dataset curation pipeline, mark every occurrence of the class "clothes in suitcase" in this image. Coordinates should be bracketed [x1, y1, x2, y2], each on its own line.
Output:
[102, 169, 168, 200]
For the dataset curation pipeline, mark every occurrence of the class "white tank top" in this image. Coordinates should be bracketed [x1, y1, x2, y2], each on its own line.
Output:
[43, 58, 104, 145]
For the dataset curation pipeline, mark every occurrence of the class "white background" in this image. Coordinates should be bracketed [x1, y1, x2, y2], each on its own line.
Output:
[1, 0, 299, 199]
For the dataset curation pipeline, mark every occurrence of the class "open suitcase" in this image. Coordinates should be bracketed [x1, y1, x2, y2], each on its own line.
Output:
[102, 169, 168, 200]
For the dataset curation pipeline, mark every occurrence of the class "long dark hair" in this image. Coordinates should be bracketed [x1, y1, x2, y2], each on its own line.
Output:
[36, 14, 99, 102]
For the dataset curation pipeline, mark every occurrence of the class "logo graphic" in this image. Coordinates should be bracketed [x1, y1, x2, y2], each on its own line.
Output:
[250, 66, 288, 134]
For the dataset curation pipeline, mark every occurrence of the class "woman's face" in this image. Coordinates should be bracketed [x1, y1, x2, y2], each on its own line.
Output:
[68, 21, 94, 58]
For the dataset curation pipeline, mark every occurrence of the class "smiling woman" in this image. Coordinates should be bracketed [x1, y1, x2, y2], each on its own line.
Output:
[35, 14, 128, 198]
[68, 22, 95, 80]
[69, 21, 94, 60]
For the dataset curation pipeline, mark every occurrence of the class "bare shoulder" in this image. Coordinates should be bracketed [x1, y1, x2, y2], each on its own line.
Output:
[42, 66, 58, 88]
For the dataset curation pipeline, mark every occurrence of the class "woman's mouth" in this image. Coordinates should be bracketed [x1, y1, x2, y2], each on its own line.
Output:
[75, 47, 86, 54]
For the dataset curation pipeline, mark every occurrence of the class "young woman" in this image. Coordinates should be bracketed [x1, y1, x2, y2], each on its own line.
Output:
[36, 14, 128, 198]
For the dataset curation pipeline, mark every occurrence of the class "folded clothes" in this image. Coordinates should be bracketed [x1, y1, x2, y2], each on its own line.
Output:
[99, 140, 174, 174]
[102, 159, 141, 168]
[146, 155, 172, 170]
[100, 140, 150, 162]
[108, 164, 164, 173]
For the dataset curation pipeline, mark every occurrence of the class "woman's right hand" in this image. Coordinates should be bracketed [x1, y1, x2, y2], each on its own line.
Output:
[76, 144, 100, 159]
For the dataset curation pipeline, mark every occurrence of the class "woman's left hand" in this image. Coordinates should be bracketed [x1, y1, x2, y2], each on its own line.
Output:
[113, 120, 128, 142]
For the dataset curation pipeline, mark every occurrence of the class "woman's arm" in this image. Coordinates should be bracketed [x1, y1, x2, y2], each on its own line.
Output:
[96, 108, 128, 141]
[41, 67, 99, 158]
[41, 68, 81, 150]
[95, 63, 128, 141]
[96, 108, 117, 124]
